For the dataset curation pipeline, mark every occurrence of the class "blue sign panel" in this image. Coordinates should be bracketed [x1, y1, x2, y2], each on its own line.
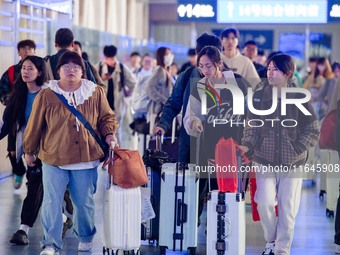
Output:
[217, 0, 328, 24]
[177, 0, 217, 22]
[212, 29, 273, 50]
[328, 0, 340, 22]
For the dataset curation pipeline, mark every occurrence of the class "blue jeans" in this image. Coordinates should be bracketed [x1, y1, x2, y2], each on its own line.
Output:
[40, 163, 98, 249]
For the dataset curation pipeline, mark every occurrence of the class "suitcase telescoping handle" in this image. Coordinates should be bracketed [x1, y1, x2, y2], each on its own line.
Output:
[176, 199, 188, 226]
[196, 133, 212, 192]
[105, 141, 115, 190]
[156, 130, 163, 152]
[237, 150, 242, 194]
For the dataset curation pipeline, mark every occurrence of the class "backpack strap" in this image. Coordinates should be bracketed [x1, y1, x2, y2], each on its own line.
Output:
[44, 56, 54, 80]
[119, 62, 125, 89]
[98, 62, 103, 77]
[8, 65, 15, 86]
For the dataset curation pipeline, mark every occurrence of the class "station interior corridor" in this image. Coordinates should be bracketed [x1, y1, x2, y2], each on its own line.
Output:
[0, 170, 336, 255]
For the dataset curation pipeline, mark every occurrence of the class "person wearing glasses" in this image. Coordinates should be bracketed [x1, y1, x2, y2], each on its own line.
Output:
[23, 51, 119, 255]
[45, 28, 97, 239]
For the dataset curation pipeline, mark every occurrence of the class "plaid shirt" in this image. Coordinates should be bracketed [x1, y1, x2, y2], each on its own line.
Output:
[242, 85, 320, 166]
[0, 63, 21, 105]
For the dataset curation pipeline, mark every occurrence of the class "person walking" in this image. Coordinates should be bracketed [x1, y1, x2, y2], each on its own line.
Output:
[0, 56, 47, 245]
[23, 51, 119, 255]
[240, 54, 320, 255]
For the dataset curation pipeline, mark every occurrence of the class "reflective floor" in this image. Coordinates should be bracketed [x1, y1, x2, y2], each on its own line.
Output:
[0, 170, 336, 255]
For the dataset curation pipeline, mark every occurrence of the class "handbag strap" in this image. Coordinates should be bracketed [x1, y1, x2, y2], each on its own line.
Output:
[53, 91, 107, 152]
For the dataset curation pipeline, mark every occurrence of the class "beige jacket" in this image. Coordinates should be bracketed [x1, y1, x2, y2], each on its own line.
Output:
[94, 61, 136, 121]
[23, 83, 118, 165]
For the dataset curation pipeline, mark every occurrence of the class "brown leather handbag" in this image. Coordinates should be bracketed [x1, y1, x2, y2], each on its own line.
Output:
[102, 148, 148, 188]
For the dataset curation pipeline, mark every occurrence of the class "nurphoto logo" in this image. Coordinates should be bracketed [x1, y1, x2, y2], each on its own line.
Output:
[200, 84, 312, 128]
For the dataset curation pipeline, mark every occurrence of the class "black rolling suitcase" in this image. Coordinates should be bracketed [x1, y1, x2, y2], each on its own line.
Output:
[142, 132, 171, 243]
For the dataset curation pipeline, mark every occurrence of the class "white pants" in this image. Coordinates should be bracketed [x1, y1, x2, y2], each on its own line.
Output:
[254, 163, 303, 255]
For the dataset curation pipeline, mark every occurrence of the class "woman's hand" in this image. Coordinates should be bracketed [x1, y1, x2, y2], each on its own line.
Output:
[105, 134, 119, 148]
[24, 154, 36, 167]
[191, 120, 203, 133]
[153, 126, 165, 136]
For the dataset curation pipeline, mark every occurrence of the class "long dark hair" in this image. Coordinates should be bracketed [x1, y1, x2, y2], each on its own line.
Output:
[156, 47, 170, 68]
[7, 55, 47, 135]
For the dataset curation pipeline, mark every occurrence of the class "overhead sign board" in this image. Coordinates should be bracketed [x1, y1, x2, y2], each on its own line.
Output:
[328, 0, 340, 22]
[212, 29, 273, 50]
[217, 0, 328, 24]
[177, 0, 217, 22]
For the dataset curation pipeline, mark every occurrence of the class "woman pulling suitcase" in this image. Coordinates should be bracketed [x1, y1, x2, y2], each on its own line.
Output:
[240, 54, 320, 255]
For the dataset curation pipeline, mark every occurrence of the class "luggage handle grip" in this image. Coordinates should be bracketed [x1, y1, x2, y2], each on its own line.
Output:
[156, 130, 163, 152]
[176, 200, 188, 225]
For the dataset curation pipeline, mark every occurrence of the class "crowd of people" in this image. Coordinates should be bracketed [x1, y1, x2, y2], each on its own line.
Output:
[0, 26, 339, 255]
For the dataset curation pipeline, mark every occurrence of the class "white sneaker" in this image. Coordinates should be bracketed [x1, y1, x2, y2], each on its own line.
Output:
[78, 241, 93, 252]
[335, 244, 340, 254]
[13, 175, 23, 189]
[40, 245, 60, 255]
[262, 242, 275, 255]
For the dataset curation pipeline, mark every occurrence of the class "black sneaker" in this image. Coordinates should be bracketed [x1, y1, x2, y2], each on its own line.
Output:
[10, 230, 29, 245]
[62, 218, 73, 239]
[262, 242, 275, 255]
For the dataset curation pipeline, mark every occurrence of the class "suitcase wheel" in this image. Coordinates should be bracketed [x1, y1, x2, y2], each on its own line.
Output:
[319, 190, 326, 200]
[326, 208, 334, 218]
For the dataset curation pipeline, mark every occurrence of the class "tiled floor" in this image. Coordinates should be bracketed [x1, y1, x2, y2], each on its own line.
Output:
[0, 171, 337, 255]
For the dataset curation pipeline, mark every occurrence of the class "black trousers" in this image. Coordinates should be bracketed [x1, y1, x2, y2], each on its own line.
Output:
[7, 132, 26, 176]
[20, 159, 43, 227]
[335, 181, 340, 245]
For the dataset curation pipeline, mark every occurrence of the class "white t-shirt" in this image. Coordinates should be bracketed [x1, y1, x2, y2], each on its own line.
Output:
[221, 52, 261, 89]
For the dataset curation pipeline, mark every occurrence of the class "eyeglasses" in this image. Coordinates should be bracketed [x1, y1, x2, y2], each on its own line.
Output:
[61, 64, 82, 72]
[198, 65, 215, 71]
[19, 46, 34, 51]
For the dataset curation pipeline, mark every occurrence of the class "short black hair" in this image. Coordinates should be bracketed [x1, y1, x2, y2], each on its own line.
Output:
[257, 49, 265, 56]
[332, 62, 340, 71]
[197, 46, 221, 67]
[244, 40, 257, 47]
[74, 40, 82, 50]
[103, 45, 118, 57]
[267, 51, 283, 62]
[220, 28, 240, 39]
[130, 51, 141, 58]
[267, 54, 295, 78]
[56, 51, 86, 78]
[55, 28, 74, 48]
[196, 32, 222, 54]
[309, 57, 317, 62]
[188, 48, 196, 56]
[17, 39, 36, 51]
